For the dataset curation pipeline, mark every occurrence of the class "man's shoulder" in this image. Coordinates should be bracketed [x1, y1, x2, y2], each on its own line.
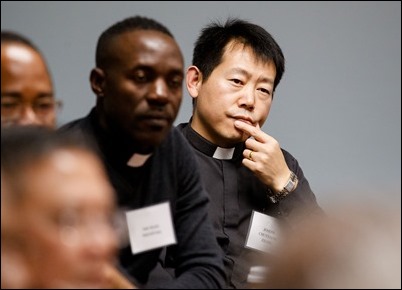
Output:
[161, 126, 188, 152]
[59, 118, 85, 131]
[160, 125, 197, 161]
[57, 112, 96, 146]
[175, 122, 188, 132]
[58, 110, 93, 134]
[166, 124, 189, 143]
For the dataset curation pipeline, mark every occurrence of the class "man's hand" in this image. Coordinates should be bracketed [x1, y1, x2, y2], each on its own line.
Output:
[234, 120, 291, 193]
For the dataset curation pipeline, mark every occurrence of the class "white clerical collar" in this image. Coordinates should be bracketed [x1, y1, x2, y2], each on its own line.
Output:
[212, 147, 235, 160]
[127, 153, 152, 167]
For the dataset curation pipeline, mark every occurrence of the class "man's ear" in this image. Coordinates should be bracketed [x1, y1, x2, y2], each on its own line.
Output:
[186, 66, 203, 100]
[90, 68, 106, 97]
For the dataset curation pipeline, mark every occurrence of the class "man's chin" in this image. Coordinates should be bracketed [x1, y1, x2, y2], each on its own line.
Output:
[133, 134, 166, 153]
[221, 132, 249, 147]
[232, 130, 251, 143]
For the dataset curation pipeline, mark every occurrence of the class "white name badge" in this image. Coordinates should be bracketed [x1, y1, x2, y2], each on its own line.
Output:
[245, 210, 281, 254]
[125, 202, 177, 255]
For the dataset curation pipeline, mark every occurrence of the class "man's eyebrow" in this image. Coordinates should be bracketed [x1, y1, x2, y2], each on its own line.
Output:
[229, 67, 274, 84]
[229, 67, 251, 77]
[1, 92, 22, 99]
[1, 92, 54, 99]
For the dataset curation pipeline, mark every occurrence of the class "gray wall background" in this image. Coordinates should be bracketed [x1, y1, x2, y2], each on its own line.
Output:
[2, 1, 400, 210]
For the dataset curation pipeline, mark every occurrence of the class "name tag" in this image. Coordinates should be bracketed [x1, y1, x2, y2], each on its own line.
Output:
[245, 210, 281, 254]
[125, 202, 177, 254]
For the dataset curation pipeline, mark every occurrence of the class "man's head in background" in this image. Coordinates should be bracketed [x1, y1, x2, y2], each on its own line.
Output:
[1, 31, 60, 128]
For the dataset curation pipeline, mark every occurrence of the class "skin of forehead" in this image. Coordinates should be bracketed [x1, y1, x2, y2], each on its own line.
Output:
[1, 42, 52, 89]
[19, 149, 114, 209]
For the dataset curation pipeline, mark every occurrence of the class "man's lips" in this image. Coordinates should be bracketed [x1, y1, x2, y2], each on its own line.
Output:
[232, 115, 255, 126]
[140, 112, 171, 120]
[138, 113, 172, 128]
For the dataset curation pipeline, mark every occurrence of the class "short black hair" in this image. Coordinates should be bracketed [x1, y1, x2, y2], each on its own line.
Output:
[192, 18, 285, 92]
[96, 15, 174, 68]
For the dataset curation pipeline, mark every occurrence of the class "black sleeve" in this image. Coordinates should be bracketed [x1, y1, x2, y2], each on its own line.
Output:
[276, 149, 325, 220]
[150, 129, 225, 289]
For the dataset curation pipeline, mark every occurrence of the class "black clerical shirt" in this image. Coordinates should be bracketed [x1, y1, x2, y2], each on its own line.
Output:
[59, 108, 225, 289]
[177, 122, 323, 289]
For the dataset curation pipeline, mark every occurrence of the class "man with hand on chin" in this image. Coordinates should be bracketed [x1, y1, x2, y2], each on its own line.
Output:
[176, 18, 324, 288]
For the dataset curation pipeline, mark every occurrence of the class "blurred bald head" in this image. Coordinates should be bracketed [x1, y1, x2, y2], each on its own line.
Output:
[1, 31, 58, 128]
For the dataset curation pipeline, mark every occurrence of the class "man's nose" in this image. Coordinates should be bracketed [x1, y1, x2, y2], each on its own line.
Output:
[84, 224, 118, 260]
[18, 105, 42, 126]
[238, 86, 256, 110]
[147, 79, 169, 104]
